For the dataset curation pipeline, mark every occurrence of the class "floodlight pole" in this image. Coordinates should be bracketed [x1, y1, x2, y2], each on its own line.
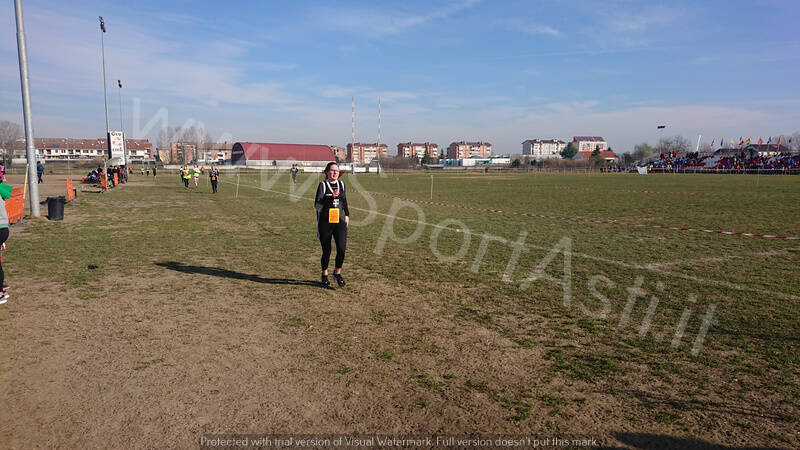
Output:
[118, 79, 127, 168]
[100, 17, 109, 136]
[100, 16, 110, 188]
[14, 0, 40, 216]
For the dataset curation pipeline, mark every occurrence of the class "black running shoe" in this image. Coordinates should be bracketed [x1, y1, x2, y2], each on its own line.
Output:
[333, 273, 346, 287]
[321, 274, 331, 288]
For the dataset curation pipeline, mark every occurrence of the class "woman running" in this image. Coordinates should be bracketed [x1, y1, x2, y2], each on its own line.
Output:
[181, 166, 191, 188]
[209, 165, 219, 194]
[192, 165, 200, 188]
[315, 162, 349, 288]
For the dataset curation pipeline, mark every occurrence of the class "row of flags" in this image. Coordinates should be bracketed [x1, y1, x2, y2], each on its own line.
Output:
[709, 136, 792, 148]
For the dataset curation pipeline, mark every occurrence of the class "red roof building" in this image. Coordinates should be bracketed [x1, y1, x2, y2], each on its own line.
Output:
[231, 142, 334, 166]
[573, 150, 618, 162]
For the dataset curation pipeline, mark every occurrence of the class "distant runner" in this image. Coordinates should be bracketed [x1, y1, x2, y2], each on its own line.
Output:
[181, 166, 191, 188]
[290, 165, 299, 184]
[193, 165, 200, 188]
[209, 166, 219, 194]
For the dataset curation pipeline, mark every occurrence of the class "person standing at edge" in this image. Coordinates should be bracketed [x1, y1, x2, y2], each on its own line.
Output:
[37, 161, 45, 184]
[315, 162, 349, 288]
[209, 165, 219, 194]
[290, 164, 299, 184]
[0, 184, 10, 304]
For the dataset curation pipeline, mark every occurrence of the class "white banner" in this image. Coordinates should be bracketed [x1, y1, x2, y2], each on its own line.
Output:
[108, 131, 125, 162]
[637, 166, 648, 175]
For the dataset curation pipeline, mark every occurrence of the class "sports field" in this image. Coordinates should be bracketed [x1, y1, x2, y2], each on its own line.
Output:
[1, 170, 798, 448]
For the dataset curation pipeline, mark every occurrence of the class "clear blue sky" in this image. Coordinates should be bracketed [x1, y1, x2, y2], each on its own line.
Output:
[1, 0, 799, 154]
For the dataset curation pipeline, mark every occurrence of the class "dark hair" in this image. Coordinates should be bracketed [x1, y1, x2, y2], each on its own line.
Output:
[324, 162, 339, 174]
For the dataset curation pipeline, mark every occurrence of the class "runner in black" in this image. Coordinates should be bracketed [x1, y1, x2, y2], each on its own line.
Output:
[209, 165, 219, 194]
[315, 162, 349, 288]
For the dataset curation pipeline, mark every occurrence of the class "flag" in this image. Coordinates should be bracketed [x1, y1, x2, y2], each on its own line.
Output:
[711, 139, 715, 147]
[738, 137, 744, 145]
[777, 136, 781, 147]
[729, 138, 734, 146]
[745, 137, 751, 146]
[767, 137, 771, 144]
[719, 138, 723, 147]
[757, 137, 762, 145]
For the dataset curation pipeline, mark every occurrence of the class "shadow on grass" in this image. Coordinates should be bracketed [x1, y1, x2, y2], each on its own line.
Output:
[155, 261, 322, 288]
[613, 432, 785, 450]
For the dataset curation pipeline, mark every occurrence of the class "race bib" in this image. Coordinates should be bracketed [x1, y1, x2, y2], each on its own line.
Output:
[328, 208, 340, 223]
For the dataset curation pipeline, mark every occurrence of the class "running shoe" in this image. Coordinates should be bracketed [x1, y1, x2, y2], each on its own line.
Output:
[333, 273, 346, 287]
[321, 274, 331, 288]
[0, 292, 8, 305]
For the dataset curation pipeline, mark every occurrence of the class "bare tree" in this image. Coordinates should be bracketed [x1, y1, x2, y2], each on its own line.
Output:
[655, 135, 691, 154]
[790, 132, 800, 152]
[632, 142, 655, 161]
[0, 120, 22, 161]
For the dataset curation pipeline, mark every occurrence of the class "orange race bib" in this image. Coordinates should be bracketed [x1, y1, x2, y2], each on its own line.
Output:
[328, 208, 340, 223]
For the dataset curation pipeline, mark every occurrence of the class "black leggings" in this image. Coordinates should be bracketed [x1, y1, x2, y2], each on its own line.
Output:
[0, 227, 8, 287]
[211, 180, 218, 193]
[319, 223, 347, 271]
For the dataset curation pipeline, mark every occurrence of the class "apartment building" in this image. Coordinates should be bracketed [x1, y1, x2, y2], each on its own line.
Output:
[397, 142, 439, 159]
[522, 139, 566, 159]
[446, 141, 492, 159]
[347, 142, 389, 165]
[573, 136, 608, 153]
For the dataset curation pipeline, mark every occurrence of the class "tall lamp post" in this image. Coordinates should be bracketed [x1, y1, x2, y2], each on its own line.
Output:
[117, 79, 127, 170]
[100, 17, 109, 138]
[14, 0, 40, 216]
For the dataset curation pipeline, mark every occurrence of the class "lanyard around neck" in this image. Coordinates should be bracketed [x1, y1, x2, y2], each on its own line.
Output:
[325, 180, 340, 193]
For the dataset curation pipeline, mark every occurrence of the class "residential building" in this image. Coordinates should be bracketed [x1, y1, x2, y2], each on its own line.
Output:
[330, 145, 347, 161]
[10, 137, 154, 162]
[447, 141, 492, 159]
[347, 142, 388, 165]
[573, 136, 607, 153]
[397, 142, 439, 159]
[522, 139, 566, 159]
[573, 151, 619, 162]
[197, 141, 234, 163]
[169, 141, 198, 165]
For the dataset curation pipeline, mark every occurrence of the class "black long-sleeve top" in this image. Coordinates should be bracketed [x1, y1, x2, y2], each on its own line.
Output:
[315, 179, 349, 224]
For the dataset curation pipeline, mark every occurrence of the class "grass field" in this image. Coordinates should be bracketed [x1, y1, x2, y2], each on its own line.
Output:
[1, 170, 798, 448]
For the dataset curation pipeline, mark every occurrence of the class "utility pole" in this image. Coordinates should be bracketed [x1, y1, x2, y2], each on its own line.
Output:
[14, 0, 40, 216]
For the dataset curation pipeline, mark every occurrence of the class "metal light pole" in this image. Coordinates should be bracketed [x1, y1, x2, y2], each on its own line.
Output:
[118, 79, 127, 168]
[100, 17, 109, 135]
[14, 0, 40, 216]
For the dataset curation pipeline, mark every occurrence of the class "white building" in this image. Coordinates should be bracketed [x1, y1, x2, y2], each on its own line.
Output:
[573, 136, 608, 153]
[522, 139, 566, 159]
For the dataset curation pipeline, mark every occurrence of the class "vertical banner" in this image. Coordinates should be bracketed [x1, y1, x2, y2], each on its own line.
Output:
[108, 131, 125, 161]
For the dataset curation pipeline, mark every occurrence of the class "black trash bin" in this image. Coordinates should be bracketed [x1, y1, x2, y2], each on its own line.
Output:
[47, 196, 66, 221]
